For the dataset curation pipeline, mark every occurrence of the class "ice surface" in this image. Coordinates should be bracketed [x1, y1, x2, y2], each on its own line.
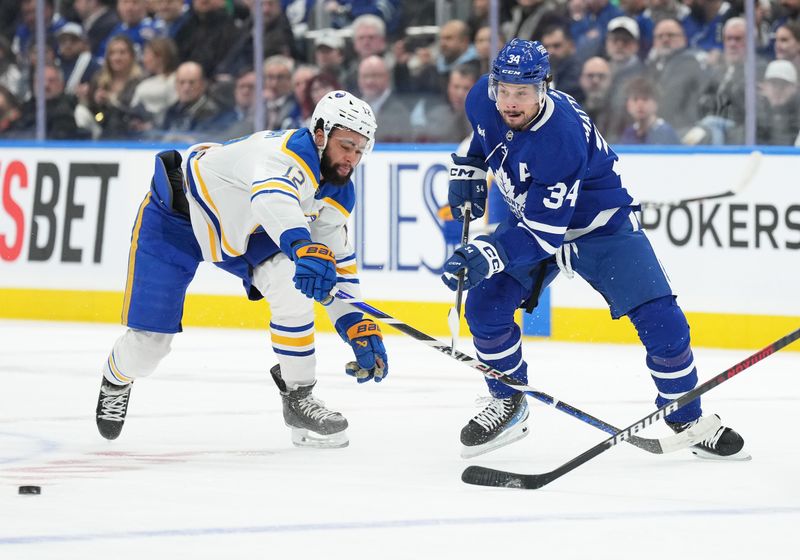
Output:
[1, 320, 798, 559]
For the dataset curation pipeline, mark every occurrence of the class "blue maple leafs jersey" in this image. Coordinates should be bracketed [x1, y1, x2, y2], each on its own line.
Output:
[465, 75, 635, 268]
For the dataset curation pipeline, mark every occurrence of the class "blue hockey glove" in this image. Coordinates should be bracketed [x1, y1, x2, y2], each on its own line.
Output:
[441, 236, 508, 291]
[449, 153, 487, 221]
[344, 319, 388, 383]
[292, 241, 337, 302]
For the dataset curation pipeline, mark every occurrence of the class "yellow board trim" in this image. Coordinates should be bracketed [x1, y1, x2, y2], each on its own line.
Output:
[1, 288, 798, 352]
[121, 193, 151, 325]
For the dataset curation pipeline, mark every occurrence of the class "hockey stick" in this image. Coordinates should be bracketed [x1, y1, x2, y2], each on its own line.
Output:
[462, 326, 800, 490]
[447, 203, 472, 356]
[642, 150, 762, 208]
[332, 289, 714, 455]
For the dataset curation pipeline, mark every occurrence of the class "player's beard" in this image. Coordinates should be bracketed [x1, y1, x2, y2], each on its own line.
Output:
[320, 149, 353, 186]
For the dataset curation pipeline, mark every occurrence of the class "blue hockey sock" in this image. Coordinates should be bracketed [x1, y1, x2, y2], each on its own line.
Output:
[474, 324, 527, 399]
[648, 346, 701, 423]
[629, 296, 701, 423]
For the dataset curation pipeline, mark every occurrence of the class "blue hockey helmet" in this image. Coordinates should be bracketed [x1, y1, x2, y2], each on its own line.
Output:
[489, 38, 551, 101]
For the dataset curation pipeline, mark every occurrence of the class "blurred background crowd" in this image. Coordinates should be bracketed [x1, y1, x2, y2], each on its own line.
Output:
[0, 0, 796, 146]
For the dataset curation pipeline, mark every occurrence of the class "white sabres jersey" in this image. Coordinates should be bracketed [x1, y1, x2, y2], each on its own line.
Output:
[183, 128, 360, 294]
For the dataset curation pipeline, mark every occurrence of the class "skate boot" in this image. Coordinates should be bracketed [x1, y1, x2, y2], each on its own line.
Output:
[460, 392, 529, 458]
[96, 377, 132, 440]
[270, 365, 349, 448]
[667, 414, 750, 460]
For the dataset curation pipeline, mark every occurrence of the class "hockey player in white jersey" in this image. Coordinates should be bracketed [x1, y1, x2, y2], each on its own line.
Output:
[96, 91, 388, 448]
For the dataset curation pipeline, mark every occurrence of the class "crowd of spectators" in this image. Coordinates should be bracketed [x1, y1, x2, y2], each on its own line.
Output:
[1, 0, 799, 146]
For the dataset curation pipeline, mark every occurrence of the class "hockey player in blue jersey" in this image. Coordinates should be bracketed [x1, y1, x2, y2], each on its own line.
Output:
[442, 38, 748, 460]
[95, 91, 388, 449]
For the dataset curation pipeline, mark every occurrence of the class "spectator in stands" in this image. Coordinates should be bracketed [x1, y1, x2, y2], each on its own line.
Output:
[19, 64, 82, 139]
[217, 69, 259, 139]
[153, 0, 189, 38]
[579, 56, 613, 135]
[689, 17, 751, 144]
[56, 24, 100, 98]
[73, 0, 120, 59]
[757, 59, 800, 145]
[436, 20, 479, 84]
[775, 21, 800, 75]
[570, 0, 624, 60]
[357, 55, 411, 142]
[344, 14, 392, 92]
[313, 31, 347, 87]
[646, 18, 706, 136]
[619, 0, 653, 57]
[769, 0, 800, 56]
[541, 24, 582, 101]
[620, 76, 681, 144]
[12, 0, 67, 61]
[88, 34, 144, 138]
[130, 37, 179, 123]
[502, 0, 567, 42]
[173, 0, 238, 79]
[19, 39, 59, 102]
[217, 0, 298, 80]
[0, 36, 22, 98]
[0, 85, 26, 137]
[308, 72, 341, 107]
[292, 64, 319, 126]
[325, 0, 403, 37]
[473, 25, 498, 75]
[604, 16, 645, 141]
[682, 0, 734, 56]
[644, 0, 689, 23]
[161, 61, 222, 140]
[416, 63, 480, 143]
[263, 55, 299, 130]
[0, 2, 21, 45]
[98, 0, 159, 59]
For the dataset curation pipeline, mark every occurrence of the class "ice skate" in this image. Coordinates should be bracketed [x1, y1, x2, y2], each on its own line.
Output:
[270, 365, 349, 448]
[668, 414, 750, 460]
[460, 392, 529, 458]
[96, 377, 132, 440]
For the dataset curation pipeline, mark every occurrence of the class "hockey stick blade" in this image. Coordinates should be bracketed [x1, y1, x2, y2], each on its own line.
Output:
[332, 289, 697, 455]
[463, 326, 800, 490]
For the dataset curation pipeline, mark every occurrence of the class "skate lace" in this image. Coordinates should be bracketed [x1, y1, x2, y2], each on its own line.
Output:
[472, 397, 512, 431]
[297, 394, 339, 422]
[98, 391, 129, 422]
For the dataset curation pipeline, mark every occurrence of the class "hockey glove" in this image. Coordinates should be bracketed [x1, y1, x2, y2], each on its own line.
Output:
[441, 236, 508, 291]
[292, 241, 337, 302]
[344, 319, 388, 383]
[448, 153, 487, 221]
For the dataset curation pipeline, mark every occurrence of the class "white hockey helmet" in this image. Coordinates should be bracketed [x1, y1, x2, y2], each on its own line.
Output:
[311, 90, 377, 156]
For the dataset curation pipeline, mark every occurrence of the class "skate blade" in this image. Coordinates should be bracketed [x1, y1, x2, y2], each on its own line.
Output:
[691, 447, 752, 461]
[291, 428, 349, 449]
[461, 422, 529, 459]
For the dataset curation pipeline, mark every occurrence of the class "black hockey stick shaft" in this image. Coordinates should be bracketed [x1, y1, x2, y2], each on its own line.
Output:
[448, 204, 472, 355]
[335, 290, 668, 454]
[463, 326, 800, 490]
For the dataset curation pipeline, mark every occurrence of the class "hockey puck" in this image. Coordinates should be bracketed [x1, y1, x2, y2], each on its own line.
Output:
[18, 485, 41, 495]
